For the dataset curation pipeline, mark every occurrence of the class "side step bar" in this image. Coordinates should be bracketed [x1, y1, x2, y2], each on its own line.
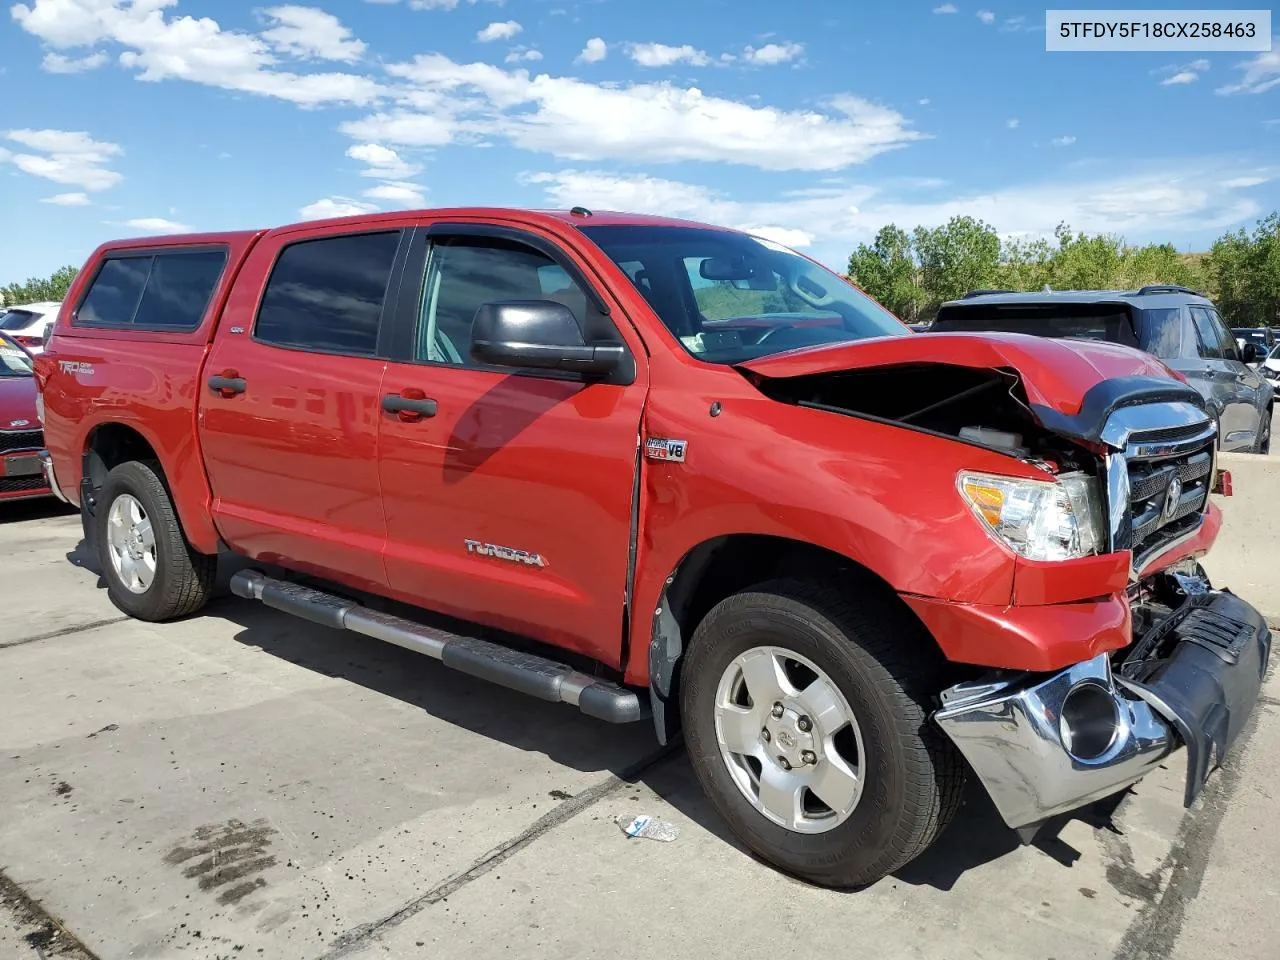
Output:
[229, 570, 648, 724]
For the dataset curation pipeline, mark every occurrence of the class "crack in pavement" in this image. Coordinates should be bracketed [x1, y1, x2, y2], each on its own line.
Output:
[1112, 683, 1268, 960]
[317, 742, 683, 960]
[0, 617, 131, 651]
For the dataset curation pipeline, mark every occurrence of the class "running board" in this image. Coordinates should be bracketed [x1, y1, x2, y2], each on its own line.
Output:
[229, 570, 648, 724]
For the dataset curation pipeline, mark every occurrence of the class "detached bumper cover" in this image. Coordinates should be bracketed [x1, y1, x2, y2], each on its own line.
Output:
[934, 588, 1270, 830]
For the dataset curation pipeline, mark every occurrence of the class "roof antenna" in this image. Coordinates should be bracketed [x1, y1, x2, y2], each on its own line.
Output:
[569, 206, 593, 218]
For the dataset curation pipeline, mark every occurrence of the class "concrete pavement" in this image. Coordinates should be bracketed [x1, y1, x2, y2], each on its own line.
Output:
[0, 492, 1276, 960]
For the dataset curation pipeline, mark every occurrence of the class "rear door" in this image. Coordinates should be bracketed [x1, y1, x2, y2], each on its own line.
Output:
[198, 225, 409, 589]
[1190, 305, 1256, 450]
[376, 222, 648, 665]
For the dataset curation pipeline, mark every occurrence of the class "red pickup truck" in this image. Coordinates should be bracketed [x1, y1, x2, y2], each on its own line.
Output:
[35, 208, 1270, 888]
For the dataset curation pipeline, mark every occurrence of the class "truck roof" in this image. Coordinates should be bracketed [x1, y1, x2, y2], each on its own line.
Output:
[100, 209, 732, 251]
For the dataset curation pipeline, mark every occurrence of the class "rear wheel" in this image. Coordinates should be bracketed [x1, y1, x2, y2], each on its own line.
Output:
[1253, 409, 1271, 455]
[680, 579, 964, 888]
[95, 461, 215, 621]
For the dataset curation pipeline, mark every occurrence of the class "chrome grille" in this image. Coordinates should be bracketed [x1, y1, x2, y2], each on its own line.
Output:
[1106, 408, 1216, 573]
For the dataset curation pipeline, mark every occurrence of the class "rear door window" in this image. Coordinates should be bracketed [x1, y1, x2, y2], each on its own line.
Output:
[255, 230, 401, 356]
[1189, 306, 1223, 359]
[1137, 308, 1183, 358]
[77, 250, 227, 330]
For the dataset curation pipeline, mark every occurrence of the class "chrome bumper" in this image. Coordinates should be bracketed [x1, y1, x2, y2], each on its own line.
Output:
[935, 587, 1271, 831]
[37, 449, 70, 504]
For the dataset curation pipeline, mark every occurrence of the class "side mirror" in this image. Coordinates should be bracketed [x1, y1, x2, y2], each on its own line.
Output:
[470, 300, 624, 377]
[1242, 341, 1260, 363]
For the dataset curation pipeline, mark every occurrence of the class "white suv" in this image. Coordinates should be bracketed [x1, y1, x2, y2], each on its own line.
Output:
[0, 301, 61, 354]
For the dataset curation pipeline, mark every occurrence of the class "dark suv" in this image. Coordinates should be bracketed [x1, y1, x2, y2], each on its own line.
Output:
[931, 285, 1273, 453]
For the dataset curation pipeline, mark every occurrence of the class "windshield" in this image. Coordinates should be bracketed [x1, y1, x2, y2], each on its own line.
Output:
[931, 302, 1140, 347]
[0, 310, 38, 332]
[579, 225, 906, 364]
[0, 335, 33, 376]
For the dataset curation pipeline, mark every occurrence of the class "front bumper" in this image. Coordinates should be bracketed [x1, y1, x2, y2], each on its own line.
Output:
[0, 448, 53, 502]
[934, 585, 1271, 831]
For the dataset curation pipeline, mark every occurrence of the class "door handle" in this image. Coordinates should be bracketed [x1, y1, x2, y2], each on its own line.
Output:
[208, 371, 246, 397]
[382, 392, 438, 422]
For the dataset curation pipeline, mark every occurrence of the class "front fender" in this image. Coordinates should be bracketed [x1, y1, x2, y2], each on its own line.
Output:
[624, 393, 1044, 685]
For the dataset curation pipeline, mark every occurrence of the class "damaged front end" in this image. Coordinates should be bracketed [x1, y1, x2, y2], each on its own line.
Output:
[935, 567, 1270, 836]
[740, 334, 1270, 836]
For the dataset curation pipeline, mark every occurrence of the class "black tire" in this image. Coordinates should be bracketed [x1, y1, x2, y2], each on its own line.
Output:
[681, 578, 964, 888]
[1253, 408, 1271, 455]
[94, 460, 215, 621]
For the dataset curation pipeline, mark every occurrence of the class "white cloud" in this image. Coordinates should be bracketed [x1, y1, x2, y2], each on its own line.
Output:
[918, 97, 930, 105]
[123, 217, 191, 233]
[41, 191, 91, 205]
[1006, 118, 1019, 129]
[477, 20, 521, 43]
[741, 42, 803, 66]
[627, 43, 710, 68]
[1157, 59, 1210, 85]
[299, 196, 380, 219]
[505, 46, 542, 63]
[523, 164, 1265, 259]
[1217, 43, 1280, 95]
[12, 0, 383, 107]
[361, 53, 924, 170]
[42, 50, 107, 73]
[1222, 176, 1269, 188]
[576, 37, 607, 63]
[363, 181, 426, 206]
[346, 142, 421, 179]
[260, 5, 366, 63]
[368, 0, 504, 9]
[933, 4, 958, 13]
[2, 128, 122, 191]
[977, 10, 995, 25]
[1051, 135, 1076, 146]
[742, 226, 816, 248]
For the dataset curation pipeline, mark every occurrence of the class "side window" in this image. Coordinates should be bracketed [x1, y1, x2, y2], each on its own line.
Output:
[1139, 309, 1183, 358]
[1189, 306, 1222, 360]
[77, 251, 226, 330]
[1208, 309, 1241, 362]
[255, 231, 401, 356]
[415, 236, 616, 366]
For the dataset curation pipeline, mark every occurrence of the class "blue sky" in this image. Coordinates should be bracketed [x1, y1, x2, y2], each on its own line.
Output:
[1, 0, 1277, 282]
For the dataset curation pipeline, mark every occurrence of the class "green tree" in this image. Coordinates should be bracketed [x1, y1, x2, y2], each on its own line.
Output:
[1, 265, 78, 308]
[846, 224, 923, 319]
[1206, 213, 1280, 327]
[996, 236, 1053, 292]
[912, 216, 1001, 310]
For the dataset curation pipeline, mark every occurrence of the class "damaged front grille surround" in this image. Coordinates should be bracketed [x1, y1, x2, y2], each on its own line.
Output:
[1099, 402, 1216, 579]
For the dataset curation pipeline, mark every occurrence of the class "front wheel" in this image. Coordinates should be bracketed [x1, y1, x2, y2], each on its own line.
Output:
[680, 579, 965, 888]
[94, 461, 215, 621]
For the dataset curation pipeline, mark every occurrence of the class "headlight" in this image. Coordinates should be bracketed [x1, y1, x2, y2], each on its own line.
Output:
[958, 470, 1105, 561]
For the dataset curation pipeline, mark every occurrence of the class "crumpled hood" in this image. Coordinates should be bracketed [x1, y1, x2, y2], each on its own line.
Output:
[738, 331, 1182, 417]
[0, 376, 39, 429]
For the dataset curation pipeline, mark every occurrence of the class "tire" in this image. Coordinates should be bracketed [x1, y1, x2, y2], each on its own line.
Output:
[1252, 408, 1271, 455]
[680, 578, 964, 888]
[94, 460, 215, 621]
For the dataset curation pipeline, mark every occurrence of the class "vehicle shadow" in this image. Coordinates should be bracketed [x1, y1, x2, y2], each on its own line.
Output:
[0, 497, 77, 524]
[68, 547, 1135, 893]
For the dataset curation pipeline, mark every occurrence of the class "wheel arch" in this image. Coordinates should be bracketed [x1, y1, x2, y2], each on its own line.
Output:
[81, 421, 220, 554]
[645, 533, 945, 744]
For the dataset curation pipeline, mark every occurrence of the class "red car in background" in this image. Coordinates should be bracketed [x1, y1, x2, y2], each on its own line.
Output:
[0, 332, 52, 503]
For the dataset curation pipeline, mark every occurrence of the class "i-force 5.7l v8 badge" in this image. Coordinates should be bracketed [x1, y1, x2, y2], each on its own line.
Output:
[644, 437, 688, 463]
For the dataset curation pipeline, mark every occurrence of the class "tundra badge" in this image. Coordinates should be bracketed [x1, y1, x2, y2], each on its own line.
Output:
[644, 437, 688, 463]
[464, 539, 548, 568]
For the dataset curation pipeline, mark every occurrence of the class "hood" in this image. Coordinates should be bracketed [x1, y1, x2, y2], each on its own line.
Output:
[739, 332, 1181, 418]
[0, 376, 39, 430]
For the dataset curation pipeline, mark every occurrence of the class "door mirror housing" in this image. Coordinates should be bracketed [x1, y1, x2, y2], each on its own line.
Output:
[470, 300, 624, 377]
[1241, 341, 1261, 364]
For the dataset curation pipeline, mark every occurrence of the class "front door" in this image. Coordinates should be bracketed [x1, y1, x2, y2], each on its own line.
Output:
[199, 226, 407, 590]
[377, 224, 647, 665]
